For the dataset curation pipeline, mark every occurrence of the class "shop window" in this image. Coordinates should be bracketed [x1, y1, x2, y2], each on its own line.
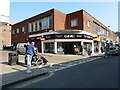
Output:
[57, 42, 63, 52]
[45, 43, 54, 53]
[71, 18, 78, 27]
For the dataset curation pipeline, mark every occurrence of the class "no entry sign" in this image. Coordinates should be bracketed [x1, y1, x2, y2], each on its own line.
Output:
[37, 37, 45, 41]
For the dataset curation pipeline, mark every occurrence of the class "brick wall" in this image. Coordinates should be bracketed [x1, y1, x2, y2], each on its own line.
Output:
[66, 10, 83, 30]
[54, 9, 66, 30]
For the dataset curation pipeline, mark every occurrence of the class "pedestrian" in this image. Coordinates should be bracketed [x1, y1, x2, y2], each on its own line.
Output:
[24, 42, 30, 65]
[87, 47, 92, 56]
[26, 42, 36, 73]
[82, 47, 85, 55]
[104, 47, 109, 58]
[80, 45, 83, 55]
[100, 47, 104, 53]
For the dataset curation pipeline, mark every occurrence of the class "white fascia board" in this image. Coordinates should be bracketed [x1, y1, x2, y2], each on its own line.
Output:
[29, 30, 94, 38]
[29, 31, 58, 38]
[80, 31, 94, 36]
[44, 39, 92, 43]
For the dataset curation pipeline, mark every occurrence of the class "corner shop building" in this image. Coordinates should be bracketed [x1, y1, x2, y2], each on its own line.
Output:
[12, 9, 117, 54]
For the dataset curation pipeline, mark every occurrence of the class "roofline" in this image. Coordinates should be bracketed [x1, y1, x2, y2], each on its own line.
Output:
[13, 8, 56, 26]
[82, 10, 112, 32]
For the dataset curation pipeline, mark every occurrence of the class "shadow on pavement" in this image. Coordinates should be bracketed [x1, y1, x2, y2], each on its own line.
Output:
[2, 66, 48, 89]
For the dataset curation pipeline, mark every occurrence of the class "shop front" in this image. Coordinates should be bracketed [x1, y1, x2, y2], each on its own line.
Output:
[92, 35, 101, 53]
[29, 30, 95, 55]
[43, 33, 93, 54]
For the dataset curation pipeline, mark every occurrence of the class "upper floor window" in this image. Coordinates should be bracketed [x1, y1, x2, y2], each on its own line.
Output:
[16, 28, 19, 33]
[48, 15, 52, 28]
[28, 15, 53, 33]
[12, 30, 15, 34]
[93, 22, 100, 33]
[107, 31, 109, 37]
[71, 18, 78, 27]
[22, 27, 25, 32]
[29, 23, 32, 32]
[87, 20, 90, 28]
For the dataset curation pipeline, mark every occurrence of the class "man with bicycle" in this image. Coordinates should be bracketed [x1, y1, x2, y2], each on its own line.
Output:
[26, 42, 36, 73]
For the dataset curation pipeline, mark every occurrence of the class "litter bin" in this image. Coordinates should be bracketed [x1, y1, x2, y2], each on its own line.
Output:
[8, 53, 19, 65]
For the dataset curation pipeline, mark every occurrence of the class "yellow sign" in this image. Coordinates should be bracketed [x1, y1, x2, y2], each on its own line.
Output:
[92, 35, 101, 41]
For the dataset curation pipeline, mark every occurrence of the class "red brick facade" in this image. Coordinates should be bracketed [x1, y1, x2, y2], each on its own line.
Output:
[12, 9, 116, 50]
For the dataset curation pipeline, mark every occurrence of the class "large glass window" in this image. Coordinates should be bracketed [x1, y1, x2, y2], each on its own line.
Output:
[28, 15, 52, 32]
[44, 43, 54, 53]
[93, 22, 100, 33]
[57, 42, 63, 52]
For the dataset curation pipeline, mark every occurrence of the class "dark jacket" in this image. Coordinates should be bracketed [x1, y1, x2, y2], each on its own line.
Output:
[26, 44, 36, 56]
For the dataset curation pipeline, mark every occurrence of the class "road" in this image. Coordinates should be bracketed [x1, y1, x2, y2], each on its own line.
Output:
[8, 55, 118, 88]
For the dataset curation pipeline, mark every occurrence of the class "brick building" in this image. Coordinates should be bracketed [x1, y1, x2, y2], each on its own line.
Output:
[0, 22, 15, 49]
[12, 9, 117, 54]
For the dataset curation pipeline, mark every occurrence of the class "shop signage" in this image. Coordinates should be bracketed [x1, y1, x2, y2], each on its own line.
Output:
[44, 34, 93, 40]
[37, 37, 45, 41]
[97, 32, 104, 36]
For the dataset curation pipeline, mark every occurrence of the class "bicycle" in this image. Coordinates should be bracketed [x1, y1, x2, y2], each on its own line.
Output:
[32, 55, 48, 68]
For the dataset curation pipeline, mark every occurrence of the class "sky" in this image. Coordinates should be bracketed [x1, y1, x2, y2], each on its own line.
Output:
[10, 2, 118, 32]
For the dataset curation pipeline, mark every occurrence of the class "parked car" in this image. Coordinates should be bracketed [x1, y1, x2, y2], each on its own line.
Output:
[16, 43, 27, 54]
[108, 47, 120, 55]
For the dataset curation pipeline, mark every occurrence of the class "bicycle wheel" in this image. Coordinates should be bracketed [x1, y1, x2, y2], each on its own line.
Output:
[36, 59, 43, 68]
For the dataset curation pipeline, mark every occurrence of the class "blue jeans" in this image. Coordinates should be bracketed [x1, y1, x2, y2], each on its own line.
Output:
[104, 52, 109, 58]
[27, 54, 32, 67]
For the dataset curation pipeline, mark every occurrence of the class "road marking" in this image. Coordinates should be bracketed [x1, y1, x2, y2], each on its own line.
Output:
[13, 72, 54, 88]
[13, 56, 102, 88]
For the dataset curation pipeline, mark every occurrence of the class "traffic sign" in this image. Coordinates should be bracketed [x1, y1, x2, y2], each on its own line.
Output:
[37, 37, 45, 41]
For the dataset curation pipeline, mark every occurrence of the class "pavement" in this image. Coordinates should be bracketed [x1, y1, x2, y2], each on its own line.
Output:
[0, 50, 103, 89]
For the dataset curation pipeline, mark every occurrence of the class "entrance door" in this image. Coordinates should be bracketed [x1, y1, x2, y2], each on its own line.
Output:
[63, 42, 74, 54]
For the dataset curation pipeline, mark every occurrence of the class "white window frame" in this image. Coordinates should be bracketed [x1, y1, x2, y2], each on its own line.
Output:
[33, 22, 36, 32]
[71, 18, 78, 27]
[16, 28, 19, 33]
[37, 20, 40, 31]
[87, 20, 90, 28]
[22, 27, 25, 32]
[29, 23, 32, 32]
[12, 30, 15, 34]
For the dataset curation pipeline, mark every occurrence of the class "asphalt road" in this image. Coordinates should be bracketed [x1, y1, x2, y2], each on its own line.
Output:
[8, 55, 119, 88]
